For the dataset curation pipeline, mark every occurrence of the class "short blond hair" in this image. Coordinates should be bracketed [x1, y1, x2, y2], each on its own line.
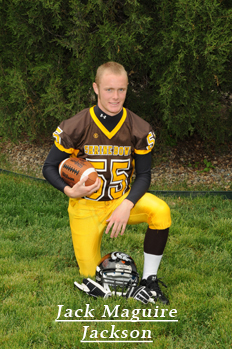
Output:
[95, 62, 128, 86]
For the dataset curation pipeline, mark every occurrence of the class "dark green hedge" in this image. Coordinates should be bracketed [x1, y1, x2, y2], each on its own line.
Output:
[0, 0, 232, 142]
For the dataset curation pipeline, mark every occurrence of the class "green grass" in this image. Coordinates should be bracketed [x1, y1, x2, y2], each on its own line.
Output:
[0, 173, 231, 348]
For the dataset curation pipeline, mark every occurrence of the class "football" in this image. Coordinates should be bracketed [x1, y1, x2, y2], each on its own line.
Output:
[59, 157, 98, 187]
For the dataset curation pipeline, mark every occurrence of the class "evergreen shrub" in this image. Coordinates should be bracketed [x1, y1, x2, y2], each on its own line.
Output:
[0, 0, 231, 142]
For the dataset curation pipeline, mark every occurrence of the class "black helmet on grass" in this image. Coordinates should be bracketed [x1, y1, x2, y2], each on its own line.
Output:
[96, 251, 139, 293]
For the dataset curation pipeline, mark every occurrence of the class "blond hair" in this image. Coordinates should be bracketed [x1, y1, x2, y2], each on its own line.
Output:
[95, 62, 128, 86]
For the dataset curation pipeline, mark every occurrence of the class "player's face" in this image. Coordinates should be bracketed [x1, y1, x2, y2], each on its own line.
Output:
[93, 72, 128, 116]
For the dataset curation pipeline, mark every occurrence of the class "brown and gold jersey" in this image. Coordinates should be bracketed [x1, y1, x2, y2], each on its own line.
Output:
[53, 107, 155, 201]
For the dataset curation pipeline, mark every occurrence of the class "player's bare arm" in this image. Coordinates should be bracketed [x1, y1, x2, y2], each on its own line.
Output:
[64, 177, 101, 199]
[105, 199, 134, 238]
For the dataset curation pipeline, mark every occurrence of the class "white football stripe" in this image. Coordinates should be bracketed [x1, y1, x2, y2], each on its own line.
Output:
[81, 168, 96, 186]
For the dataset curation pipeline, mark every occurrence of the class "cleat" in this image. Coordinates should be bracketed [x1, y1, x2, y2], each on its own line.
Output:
[140, 275, 169, 305]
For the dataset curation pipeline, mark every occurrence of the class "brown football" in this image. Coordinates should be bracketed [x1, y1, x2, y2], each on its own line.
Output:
[59, 157, 98, 187]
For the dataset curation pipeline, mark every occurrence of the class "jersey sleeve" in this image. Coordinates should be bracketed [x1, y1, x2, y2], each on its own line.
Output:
[133, 123, 156, 155]
[127, 110, 156, 155]
[52, 108, 90, 156]
[52, 123, 78, 155]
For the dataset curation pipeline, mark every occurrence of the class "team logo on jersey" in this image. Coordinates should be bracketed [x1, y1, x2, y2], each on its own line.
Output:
[93, 133, 99, 138]
[100, 113, 107, 119]
[84, 145, 131, 156]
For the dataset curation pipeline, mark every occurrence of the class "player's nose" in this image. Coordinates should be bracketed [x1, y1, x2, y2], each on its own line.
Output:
[112, 90, 119, 99]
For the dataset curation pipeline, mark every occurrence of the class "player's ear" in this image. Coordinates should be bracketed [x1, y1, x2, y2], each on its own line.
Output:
[93, 82, 99, 95]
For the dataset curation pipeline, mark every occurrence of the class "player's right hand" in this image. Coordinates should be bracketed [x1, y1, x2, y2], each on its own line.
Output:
[64, 177, 101, 199]
[105, 199, 134, 238]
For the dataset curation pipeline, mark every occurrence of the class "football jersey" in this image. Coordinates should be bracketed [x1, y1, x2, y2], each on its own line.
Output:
[53, 106, 155, 201]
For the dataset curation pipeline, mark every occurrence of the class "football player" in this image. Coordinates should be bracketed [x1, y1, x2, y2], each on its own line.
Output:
[43, 62, 171, 304]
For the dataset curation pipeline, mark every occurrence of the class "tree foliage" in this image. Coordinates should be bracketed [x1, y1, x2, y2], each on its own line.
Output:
[0, 0, 232, 142]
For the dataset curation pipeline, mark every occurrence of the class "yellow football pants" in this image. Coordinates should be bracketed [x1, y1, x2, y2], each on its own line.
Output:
[68, 192, 171, 277]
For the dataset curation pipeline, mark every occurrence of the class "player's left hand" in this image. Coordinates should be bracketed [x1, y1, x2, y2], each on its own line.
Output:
[105, 199, 134, 238]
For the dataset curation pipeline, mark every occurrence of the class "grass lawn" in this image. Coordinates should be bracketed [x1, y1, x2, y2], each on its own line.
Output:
[0, 173, 231, 348]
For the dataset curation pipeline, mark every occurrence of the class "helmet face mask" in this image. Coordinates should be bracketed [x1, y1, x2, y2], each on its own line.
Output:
[96, 251, 139, 294]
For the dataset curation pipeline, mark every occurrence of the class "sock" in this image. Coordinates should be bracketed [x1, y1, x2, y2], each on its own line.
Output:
[144, 228, 169, 255]
[142, 252, 163, 280]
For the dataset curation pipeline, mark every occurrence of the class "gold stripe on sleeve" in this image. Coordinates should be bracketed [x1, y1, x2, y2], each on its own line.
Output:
[134, 149, 151, 155]
[54, 141, 80, 157]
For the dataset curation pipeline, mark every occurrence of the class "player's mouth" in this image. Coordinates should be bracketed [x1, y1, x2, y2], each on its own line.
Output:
[109, 102, 120, 106]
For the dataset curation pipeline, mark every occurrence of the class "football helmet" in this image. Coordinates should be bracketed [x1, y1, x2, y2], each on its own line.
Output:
[96, 251, 139, 293]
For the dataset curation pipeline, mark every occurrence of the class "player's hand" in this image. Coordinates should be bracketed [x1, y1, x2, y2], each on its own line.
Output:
[64, 177, 101, 198]
[105, 199, 134, 238]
